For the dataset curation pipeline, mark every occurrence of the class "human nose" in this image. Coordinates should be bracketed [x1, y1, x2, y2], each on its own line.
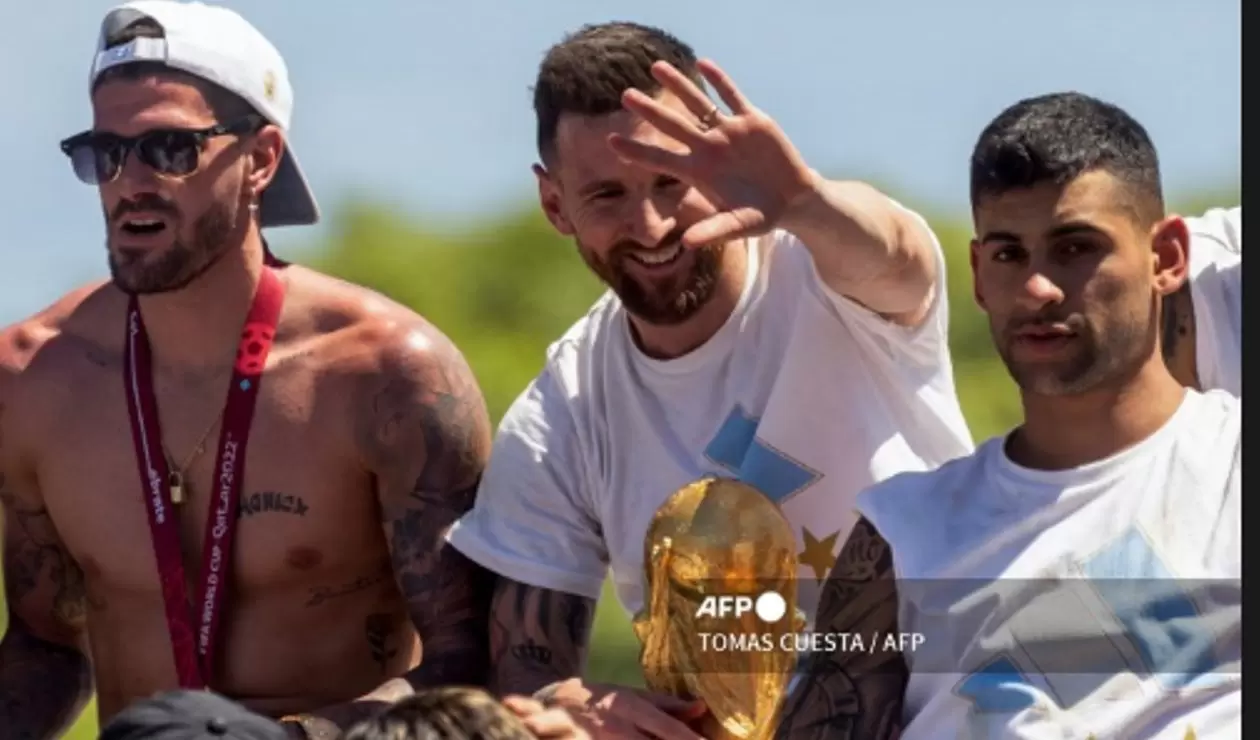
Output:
[625, 196, 677, 247]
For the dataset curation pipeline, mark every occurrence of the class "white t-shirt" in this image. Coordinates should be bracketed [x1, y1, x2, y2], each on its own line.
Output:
[448, 214, 975, 625]
[1184, 207, 1241, 396]
[856, 389, 1241, 739]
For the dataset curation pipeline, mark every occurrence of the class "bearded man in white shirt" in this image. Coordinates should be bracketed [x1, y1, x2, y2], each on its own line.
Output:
[445, 21, 975, 739]
[777, 91, 1240, 740]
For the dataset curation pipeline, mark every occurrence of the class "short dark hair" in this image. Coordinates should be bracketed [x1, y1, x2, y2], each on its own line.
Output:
[92, 15, 257, 122]
[532, 21, 701, 162]
[969, 92, 1164, 224]
[342, 688, 535, 740]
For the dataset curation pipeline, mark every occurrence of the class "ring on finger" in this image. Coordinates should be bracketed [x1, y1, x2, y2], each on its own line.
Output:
[698, 105, 721, 130]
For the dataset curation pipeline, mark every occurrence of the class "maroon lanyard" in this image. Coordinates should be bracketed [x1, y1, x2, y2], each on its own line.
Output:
[122, 266, 285, 689]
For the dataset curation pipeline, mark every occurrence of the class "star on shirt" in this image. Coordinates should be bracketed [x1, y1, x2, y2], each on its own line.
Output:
[799, 527, 841, 581]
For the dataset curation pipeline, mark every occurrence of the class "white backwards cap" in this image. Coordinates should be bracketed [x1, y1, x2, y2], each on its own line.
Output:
[90, 0, 319, 227]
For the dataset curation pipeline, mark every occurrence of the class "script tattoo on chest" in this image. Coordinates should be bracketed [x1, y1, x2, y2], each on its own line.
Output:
[237, 491, 309, 519]
[306, 569, 390, 607]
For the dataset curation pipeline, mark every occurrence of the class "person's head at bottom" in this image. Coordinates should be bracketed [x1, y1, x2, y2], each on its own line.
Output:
[99, 690, 288, 739]
[343, 687, 536, 740]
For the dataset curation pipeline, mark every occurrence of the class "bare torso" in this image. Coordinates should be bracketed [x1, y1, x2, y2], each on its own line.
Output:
[2, 266, 482, 724]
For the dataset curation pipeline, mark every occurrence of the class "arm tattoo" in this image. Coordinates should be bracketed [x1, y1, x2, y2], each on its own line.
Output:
[0, 618, 93, 740]
[388, 492, 495, 688]
[288, 337, 497, 733]
[489, 578, 596, 696]
[368, 337, 494, 689]
[1, 448, 94, 738]
[3, 498, 87, 627]
[775, 518, 907, 740]
[2, 431, 88, 624]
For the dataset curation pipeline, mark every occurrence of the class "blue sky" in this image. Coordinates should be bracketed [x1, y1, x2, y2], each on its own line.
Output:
[0, 0, 1239, 323]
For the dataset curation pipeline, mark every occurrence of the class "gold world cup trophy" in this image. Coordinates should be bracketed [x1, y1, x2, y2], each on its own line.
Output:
[632, 477, 804, 740]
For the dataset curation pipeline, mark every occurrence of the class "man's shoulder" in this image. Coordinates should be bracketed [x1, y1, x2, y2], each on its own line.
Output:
[547, 288, 623, 357]
[285, 269, 491, 481]
[284, 266, 469, 376]
[866, 446, 987, 493]
[484, 295, 628, 457]
[0, 280, 116, 389]
[520, 289, 623, 399]
[853, 442, 998, 575]
[0, 281, 118, 462]
[857, 443, 994, 522]
[1180, 388, 1241, 439]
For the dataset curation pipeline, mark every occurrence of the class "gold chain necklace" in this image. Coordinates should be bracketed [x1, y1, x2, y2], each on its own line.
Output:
[164, 412, 224, 505]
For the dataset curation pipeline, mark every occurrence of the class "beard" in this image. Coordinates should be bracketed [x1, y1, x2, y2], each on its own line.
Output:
[995, 299, 1154, 396]
[580, 232, 725, 326]
[107, 196, 238, 295]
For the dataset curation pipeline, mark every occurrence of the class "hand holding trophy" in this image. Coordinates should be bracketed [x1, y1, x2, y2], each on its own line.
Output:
[633, 477, 805, 740]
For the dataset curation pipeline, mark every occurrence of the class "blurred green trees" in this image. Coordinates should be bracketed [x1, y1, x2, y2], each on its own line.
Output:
[20, 184, 1237, 738]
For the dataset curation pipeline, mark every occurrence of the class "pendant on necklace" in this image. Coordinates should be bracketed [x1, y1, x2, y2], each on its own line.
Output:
[169, 470, 185, 505]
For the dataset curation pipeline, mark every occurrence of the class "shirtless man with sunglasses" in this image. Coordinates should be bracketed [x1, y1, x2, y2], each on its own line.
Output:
[0, 2, 496, 737]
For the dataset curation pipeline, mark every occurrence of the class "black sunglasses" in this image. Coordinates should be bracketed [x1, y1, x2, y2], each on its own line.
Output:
[59, 115, 263, 185]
